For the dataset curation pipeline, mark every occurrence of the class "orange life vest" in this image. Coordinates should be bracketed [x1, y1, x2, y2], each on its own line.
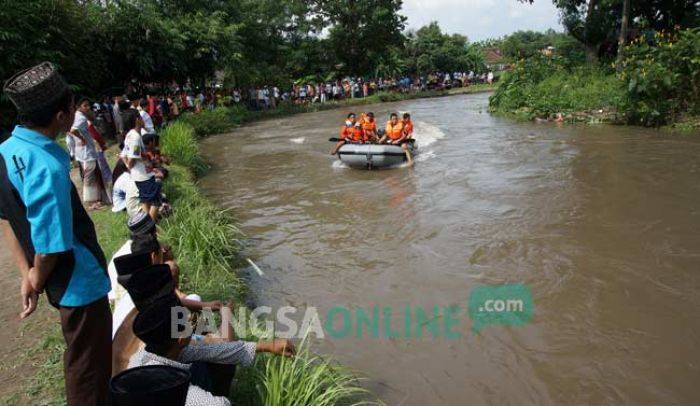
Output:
[385, 121, 404, 140]
[342, 125, 364, 142]
[340, 125, 352, 139]
[349, 127, 365, 142]
[362, 119, 377, 133]
[402, 120, 414, 136]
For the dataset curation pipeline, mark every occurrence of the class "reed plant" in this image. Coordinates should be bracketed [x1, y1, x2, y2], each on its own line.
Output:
[160, 121, 207, 175]
[255, 343, 375, 406]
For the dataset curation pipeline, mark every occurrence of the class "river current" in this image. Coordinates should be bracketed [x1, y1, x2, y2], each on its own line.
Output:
[200, 93, 700, 405]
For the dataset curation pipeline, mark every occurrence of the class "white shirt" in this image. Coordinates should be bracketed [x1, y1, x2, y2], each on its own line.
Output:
[124, 180, 142, 217]
[65, 133, 76, 158]
[70, 111, 98, 163]
[112, 172, 141, 215]
[107, 240, 132, 303]
[121, 129, 152, 182]
[139, 110, 155, 134]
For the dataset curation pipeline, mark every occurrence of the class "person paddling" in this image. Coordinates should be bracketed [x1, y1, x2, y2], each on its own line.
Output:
[331, 113, 359, 155]
[379, 113, 413, 166]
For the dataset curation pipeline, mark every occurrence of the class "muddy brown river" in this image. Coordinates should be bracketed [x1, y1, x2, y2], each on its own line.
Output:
[200, 93, 700, 405]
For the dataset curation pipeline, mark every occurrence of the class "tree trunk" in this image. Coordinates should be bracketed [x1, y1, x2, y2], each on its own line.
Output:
[585, 45, 598, 64]
[584, 0, 599, 63]
[616, 0, 631, 69]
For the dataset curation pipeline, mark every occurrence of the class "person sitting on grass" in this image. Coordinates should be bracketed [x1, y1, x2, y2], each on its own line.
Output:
[128, 295, 295, 406]
[378, 113, 413, 166]
[142, 133, 169, 181]
[128, 213, 223, 313]
[120, 109, 162, 221]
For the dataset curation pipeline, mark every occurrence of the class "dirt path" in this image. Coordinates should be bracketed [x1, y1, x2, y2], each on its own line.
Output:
[0, 243, 56, 400]
[0, 162, 91, 400]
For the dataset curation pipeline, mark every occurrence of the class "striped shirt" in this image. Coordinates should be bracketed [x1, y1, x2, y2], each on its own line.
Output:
[128, 341, 257, 406]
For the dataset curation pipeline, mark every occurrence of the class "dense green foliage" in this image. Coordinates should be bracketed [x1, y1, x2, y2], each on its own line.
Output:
[498, 29, 586, 65]
[617, 28, 700, 125]
[490, 27, 699, 126]
[255, 342, 371, 406]
[489, 54, 624, 120]
[0, 0, 490, 131]
[525, 0, 699, 61]
[404, 22, 486, 75]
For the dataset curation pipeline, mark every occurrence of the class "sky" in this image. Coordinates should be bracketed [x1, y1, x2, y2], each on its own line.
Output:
[401, 0, 564, 41]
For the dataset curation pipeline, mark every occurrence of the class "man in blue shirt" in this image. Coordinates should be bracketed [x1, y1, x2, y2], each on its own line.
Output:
[0, 62, 111, 405]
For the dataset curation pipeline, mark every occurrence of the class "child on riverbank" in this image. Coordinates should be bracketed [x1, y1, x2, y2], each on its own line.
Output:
[120, 109, 161, 220]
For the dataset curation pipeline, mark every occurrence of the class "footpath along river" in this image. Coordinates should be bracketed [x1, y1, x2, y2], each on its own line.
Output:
[200, 92, 700, 405]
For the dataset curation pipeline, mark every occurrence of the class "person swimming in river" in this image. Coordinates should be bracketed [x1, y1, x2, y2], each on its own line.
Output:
[330, 112, 366, 155]
[378, 112, 414, 166]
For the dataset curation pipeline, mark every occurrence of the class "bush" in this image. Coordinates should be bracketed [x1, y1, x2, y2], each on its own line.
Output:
[617, 28, 700, 126]
[160, 122, 206, 175]
[180, 107, 236, 137]
[489, 54, 625, 120]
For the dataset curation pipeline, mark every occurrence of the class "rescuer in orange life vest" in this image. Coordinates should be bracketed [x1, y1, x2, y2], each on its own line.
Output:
[402, 113, 414, 141]
[331, 112, 365, 155]
[360, 112, 379, 143]
[378, 112, 413, 166]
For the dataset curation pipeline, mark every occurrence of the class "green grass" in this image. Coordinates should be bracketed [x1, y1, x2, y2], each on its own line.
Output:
[160, 122, 207, 175]
[490, 62, 625, 122]
[254, 342, 374, 406]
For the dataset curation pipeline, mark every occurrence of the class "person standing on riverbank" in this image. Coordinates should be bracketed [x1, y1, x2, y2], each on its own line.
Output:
[121, 109, 161, 221]
[71, 98, 106, 210]
[0, 62, 111, 405]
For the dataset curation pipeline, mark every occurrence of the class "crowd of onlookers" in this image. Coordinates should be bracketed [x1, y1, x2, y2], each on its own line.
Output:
[1, 62, 295, 406]
[232, 71, 496, 110]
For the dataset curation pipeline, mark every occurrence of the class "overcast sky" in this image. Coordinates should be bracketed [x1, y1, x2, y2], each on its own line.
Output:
[401, 0, 563, 41]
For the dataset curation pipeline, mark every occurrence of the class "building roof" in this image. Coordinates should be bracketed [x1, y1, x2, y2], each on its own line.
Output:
[484, 48, 504, 65]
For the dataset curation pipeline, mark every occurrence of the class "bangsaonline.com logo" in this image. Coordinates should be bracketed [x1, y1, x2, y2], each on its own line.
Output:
[170, 284, 534, 339]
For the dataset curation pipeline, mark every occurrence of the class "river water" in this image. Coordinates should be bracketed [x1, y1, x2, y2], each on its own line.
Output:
[200, 93, 700, 405]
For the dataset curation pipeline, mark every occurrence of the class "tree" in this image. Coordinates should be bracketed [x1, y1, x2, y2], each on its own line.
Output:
[404, 22, 485, 75]
[616, 0, 630, 67]
[309, 0, 407, 76]
[521, 0, 700, 63]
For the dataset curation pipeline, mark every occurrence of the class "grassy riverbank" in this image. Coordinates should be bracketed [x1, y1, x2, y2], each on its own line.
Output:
[489, 28, 699, 130]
